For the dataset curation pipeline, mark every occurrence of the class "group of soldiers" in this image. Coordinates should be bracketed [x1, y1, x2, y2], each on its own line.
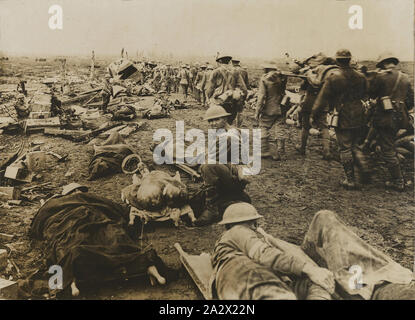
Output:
[253, 49, 414, 192]
[98, 49, 414, 229]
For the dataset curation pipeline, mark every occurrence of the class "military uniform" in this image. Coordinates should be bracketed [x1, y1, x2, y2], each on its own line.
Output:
[192, 105, 251, 227]
[179, 66, 190, 98]
[312, 50, 368, 189]
[194, 68, 205, 102]
[256, 67, 288, 160]
[368, 54, 414, 190]
[212, 224, 330, 300]
[297, 63, 339, 158]
[230, 65, 248, 126]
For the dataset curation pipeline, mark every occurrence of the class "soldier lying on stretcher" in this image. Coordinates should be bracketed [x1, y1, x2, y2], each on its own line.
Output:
[211, 203, 414, 300]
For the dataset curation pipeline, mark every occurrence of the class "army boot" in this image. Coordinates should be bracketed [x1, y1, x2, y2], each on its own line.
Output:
[193, 188, 220, 227]
[261, 135, 272, 158]
[270, 140, 280, 161]
[295, 129, 308, 156]
[340, 161, 360, 190]
[272, 139, 285, 161]
[385, 165, 405, 192]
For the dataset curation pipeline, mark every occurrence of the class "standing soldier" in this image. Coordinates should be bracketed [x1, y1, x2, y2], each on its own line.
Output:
[179, 64, 190, 99]
[206, 54, 234, 104]
[230, 58, 248, 127]
[232, 59, 250, 90]
[367, 53, 414, 191]
[311, 49, 369, 190]
[206, 54, 247, 124]
[101, 74, 113, 114]
[295, 53, 337, 159]
[255, 63, 288, 160]
[189, 63, 198, 95]
[201, 65, 214, 107]
[164, 64, 174, 94]
[173, 66, 180, 93]
[194, 64, 207, 103]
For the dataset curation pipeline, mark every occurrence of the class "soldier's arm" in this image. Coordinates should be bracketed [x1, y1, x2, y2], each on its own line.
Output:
[405, 78, 414, 111]
[206, 70, 217, 98]
[229, 226, 306, 277]
[256, 79, 266, 115]
[311, 78, 333, 117]
[237, 73, 248, 96]
[245, 73, 250, 90]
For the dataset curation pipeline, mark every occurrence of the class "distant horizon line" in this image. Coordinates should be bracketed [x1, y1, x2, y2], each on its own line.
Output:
[1, 52, 413, 62]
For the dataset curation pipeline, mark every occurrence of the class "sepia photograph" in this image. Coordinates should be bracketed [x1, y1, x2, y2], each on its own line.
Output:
[0, 0, 414, 307]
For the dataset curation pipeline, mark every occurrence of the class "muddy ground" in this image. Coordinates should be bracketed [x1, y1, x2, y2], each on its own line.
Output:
[0, 58, 414, 300]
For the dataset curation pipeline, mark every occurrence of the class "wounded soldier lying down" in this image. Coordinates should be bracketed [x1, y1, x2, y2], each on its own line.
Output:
[211, 203, 414, 300]
[21, 185, 175, 298]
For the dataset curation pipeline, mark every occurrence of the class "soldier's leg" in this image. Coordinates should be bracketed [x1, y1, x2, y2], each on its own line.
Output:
[193, 164, 236, 226]
[273, 115, 289, 161]
[258, 114, 276, 158]
[316, 112, 331, 160]
[377, 127, 404, 191]
[201, 90, 206, 106]
[296, 111, 310, 155]
[351, 127, 372, 185]
[335, 128, 359, 189]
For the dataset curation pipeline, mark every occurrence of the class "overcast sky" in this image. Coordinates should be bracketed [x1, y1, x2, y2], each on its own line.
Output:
[0, 0, 413, 60]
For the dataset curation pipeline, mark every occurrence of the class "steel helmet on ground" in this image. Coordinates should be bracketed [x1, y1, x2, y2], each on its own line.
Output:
[376, 52, 399, 68]
[218, 202, 263, 225]
[204, 104, 231, 121]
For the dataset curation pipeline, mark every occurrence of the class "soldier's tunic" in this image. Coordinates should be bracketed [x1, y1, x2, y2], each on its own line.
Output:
[368, 68, 414, 168]
[300, 65, 339, 130]
[179, 68, 190, 96]
[211, 224, 329, 300]
[206, 65, 234, 101]
[231, 66, 248, 117]
[235, 66, 250, 90]
[194, 70, 205, 102]
[256, 71, 288, 153]
[312, 65, 368, 175]
[206, 65, 247, 123]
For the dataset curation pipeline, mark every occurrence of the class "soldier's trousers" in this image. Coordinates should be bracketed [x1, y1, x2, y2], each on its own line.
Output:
[215, 255, 331, 300]
[200, 164, 251, 216]
[335, 127, 369, 172]
[180, 84, 188, 96]
[259, 114, 290, 152]
[375, 126, 400, 168]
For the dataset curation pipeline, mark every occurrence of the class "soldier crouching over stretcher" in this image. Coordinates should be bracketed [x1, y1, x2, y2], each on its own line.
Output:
[210, 203, 415, 300]
[192, 104, 251, 227]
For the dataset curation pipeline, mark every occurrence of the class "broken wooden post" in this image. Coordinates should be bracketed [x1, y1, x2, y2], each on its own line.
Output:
[90, 50, 95, 80]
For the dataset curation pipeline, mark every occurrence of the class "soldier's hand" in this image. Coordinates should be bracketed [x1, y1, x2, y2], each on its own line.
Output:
[309, 116, 315, 128]
[303, 264, 335, 294]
